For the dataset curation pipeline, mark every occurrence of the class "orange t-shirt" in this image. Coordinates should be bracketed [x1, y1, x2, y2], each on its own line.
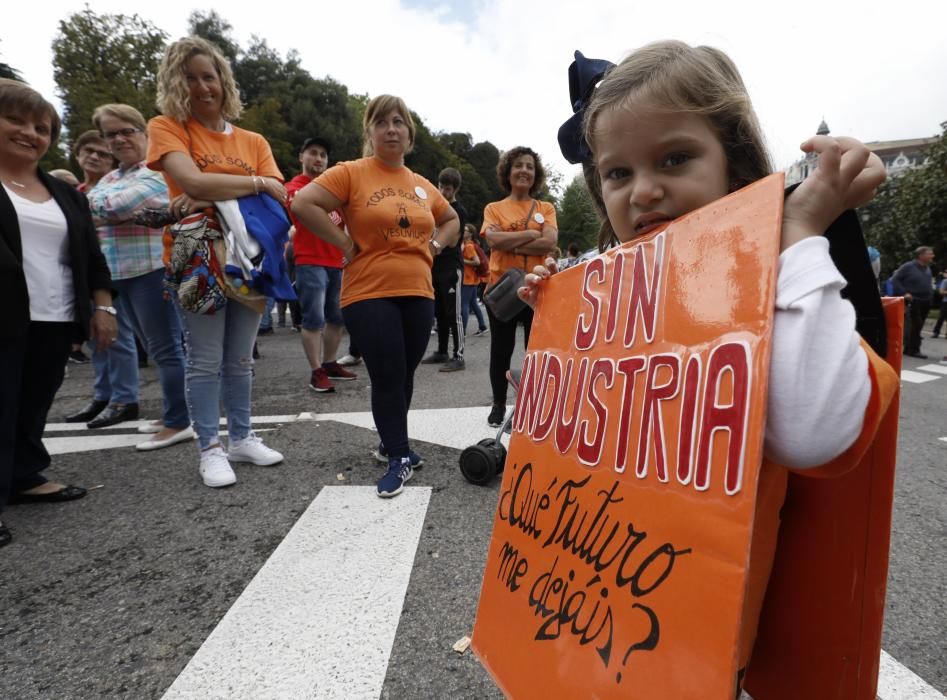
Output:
[146, 116, 282, 261]
[736, 339, 899, 673]
[315, 157, 450, 308]
[462, 241, 480, 286]
[481, 198, 557, 285]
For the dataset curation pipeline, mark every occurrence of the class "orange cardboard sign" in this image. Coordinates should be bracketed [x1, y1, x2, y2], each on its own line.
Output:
[472, 174, 785, 698]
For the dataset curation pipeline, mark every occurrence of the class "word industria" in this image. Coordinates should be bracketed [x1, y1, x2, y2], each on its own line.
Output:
[515, 233, 752, 496]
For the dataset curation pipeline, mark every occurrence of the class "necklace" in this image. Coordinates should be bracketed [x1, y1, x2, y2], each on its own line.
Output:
[4, 179, 26, 188]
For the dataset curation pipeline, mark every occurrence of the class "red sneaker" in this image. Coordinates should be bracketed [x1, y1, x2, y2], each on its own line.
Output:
[309, 367, 335, 393]
[323, 361, 357, 381]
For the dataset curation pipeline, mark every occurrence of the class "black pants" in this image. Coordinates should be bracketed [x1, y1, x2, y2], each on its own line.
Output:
[905, 299, 931, 353]
[432, 264, 464, 359]
[932, 301, 947, 337]
[487, 304, 534, 406]
[0, 322, 74, 513]
[343, 297, 433, 459]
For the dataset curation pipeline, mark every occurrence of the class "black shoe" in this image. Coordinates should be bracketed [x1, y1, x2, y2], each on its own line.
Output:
[422, 352, 449, 364]
[440, 357, 465, 372]
[87, 403, 139, 429]
[65, 399, 109, 423]
[9, 484, 87, 504]
[488, 404, 506, 427]
[0, 520, 10, 548]
[253, 342, 261, 360]
[904, 351, 928, 359]
[68, 349, 90, 364]
[258, 327, 274, 336]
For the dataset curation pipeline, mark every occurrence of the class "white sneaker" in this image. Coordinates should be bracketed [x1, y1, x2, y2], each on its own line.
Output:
[200, 447, 237, 488]
[227, 431, 283, 466]
[337, 354, 362, 367]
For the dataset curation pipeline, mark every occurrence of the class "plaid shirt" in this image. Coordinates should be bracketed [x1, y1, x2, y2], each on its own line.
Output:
[87, 161, 168, 280]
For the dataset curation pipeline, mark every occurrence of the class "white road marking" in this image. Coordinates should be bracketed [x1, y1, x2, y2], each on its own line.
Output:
[161, 485, 431, 700]
[917, 364, 947, 376]
[878, 649, 946, 699]
[317, 406, 503, 451]
[44, 414, 316, 433]
[900, 370, 941, 384]
[939, 437, 947, 444]
[44, 429, 273, 455]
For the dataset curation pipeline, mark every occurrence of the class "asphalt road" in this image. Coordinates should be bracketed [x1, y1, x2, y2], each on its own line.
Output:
[1, 317, 944, 699]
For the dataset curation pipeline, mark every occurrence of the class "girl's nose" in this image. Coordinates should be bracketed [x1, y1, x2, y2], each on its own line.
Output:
[629, 173, 662, 205]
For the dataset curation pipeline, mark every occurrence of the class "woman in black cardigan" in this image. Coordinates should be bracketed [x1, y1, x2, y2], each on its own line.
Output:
[0, 79, 116, 548]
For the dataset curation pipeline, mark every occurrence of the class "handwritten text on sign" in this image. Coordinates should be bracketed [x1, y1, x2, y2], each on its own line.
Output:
[472, 175, 784, 699]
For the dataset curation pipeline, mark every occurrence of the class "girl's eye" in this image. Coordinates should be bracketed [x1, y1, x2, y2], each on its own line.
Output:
[662, 152, 691, 168]
[605, 167, 630, 181]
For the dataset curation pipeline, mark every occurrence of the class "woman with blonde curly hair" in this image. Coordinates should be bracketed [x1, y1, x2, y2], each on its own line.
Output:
[146, 36, 287, 488]
[481, 146, 558, 427]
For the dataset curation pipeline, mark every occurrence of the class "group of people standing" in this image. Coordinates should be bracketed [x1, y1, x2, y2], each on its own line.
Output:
[0, 30, 564, 547]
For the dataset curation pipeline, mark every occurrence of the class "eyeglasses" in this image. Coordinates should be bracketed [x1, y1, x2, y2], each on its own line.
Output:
[101, 128, 142, 141]
[80, 147, 112, 159]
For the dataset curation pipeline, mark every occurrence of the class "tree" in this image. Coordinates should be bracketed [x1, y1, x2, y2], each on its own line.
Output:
[187, 11, 239, 63]
[51, 8, 168, 149]
[862, 127, 947, 278]
[557, 174, 600, 252]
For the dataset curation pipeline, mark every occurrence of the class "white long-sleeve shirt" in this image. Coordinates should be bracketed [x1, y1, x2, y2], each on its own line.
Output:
[764, 237, 871, 468]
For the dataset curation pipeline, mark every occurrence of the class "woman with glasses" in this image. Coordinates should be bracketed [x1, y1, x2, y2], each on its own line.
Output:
[67, 104, 192, 450]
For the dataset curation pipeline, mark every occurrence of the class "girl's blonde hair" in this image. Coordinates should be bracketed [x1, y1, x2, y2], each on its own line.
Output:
[156, 36, 242, 123]
[583, 40, 773, 251]
[362, 94, 416, 157]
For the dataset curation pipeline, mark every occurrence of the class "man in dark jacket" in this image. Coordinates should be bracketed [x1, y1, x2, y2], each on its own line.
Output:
[891, 246, 935, 358]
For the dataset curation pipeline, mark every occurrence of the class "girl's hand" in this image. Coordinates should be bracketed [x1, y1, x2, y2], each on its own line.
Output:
[517, 257, 559, 308]
[782, 136, 886, 251]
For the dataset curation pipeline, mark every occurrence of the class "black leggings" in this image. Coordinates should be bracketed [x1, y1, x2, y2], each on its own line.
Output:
[343, 296, 434, 459]
[487, 304, 534, 406]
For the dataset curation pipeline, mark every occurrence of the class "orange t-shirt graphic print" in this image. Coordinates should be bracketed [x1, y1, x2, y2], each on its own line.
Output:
[316, 158, 450, 307]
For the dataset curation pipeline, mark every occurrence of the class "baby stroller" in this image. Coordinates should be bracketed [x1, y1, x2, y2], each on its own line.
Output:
[459, 369, 520, 485]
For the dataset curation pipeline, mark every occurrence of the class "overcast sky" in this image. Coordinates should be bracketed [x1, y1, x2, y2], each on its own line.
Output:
[4, 0, 946, 189]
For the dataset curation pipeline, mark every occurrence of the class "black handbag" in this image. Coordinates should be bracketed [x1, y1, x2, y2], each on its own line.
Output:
[484, 267, 527, 322]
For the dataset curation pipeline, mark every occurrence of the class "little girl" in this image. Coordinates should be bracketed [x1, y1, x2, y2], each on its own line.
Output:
[520, 40, 899, 683]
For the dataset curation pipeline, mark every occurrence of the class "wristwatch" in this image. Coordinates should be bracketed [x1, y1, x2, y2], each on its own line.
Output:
[430, 239, 442, 252]
[94, 305, 118, 316]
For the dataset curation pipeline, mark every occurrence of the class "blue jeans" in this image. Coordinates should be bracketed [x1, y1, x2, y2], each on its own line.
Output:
[461, 284, 486, 334]
[296, 265, 344, 330]
[259, 296, 276, 330]
[91, 287, 140, 405]
[177, 299, 261, 449]
[106, 269, 189, 428]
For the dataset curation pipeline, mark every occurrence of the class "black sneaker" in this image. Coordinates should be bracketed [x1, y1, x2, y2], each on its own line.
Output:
[473, 328, 489, 337]
[421, 352, 449, 364]
[440, 357, 465, 372]
[68, 349, 90, 364]
[488, 404, 506, 427]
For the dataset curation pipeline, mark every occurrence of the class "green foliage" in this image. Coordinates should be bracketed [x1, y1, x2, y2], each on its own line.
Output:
[0, 63, 22, 81]
[47, 7, 506, 210]
[863, 128, 947, 277]
[51, 8, 168, 150]
[557, 174, 599, 252]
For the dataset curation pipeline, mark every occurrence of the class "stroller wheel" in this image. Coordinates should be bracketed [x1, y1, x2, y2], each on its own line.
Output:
[460, 442, 499, 485]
